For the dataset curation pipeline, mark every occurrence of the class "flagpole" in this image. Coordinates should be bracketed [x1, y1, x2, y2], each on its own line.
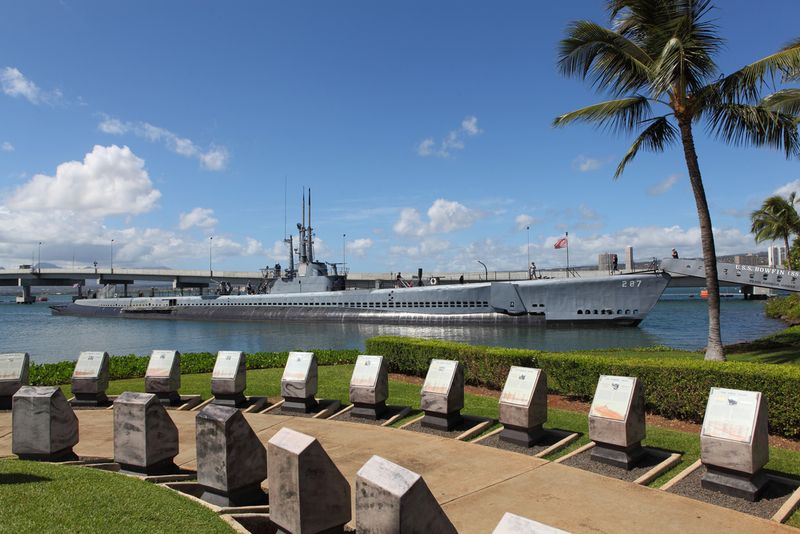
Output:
[565, 231, 570, 277]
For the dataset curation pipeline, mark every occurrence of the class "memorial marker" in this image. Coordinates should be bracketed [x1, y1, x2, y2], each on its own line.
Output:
[114, 391, 179, 475]
[420, 359, 464, 430]
[0, 352, 29, 409]
[498, 366, 548, 446]
[211, 351, 247, 407]
[356, 455, 457, 533]
[281, 351, 318, 413]
[700, 387, 769, 501]
[588, 375, 645, 469]
[145, 350, 181, 405]
[195, 404, 267, 507]
[492, 512, 571, 534]
[267, 428, 351, 534]
[71, 351, 110, 406]
[349, 355, 388, 419]
[12, 386, 79, 461]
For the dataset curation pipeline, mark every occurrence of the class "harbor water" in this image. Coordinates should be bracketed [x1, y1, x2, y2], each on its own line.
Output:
[0, 293, 784, 364]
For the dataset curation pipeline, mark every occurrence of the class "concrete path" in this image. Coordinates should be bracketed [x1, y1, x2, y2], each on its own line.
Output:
[0, 411, 792, 533]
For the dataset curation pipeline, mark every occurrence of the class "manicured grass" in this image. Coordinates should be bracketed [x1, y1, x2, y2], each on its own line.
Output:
[726, 325, 800, 365]
[0, 460, 233, 533]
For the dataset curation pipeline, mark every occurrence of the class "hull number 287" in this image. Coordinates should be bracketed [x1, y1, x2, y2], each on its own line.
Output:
[621, 280, 642, 288]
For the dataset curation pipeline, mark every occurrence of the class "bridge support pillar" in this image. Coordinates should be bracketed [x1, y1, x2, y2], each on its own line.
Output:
[741, 285, 753, 300]
[16, 284, 33, 304]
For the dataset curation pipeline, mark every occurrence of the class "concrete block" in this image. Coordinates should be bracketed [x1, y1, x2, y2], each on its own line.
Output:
[492, 512, 571, 534]
[211, 351, 247, 407]
[281, 351, 318, 413]
[700, 387, 769, 500]
[145, 350, 181, 405]
[588, 375, 646, 469]
[268, 427, 351, 534]
[0, 352, 29, 409]
[356, 455, 456, 533]
[71, 351, 110, 406]
[113, 391, 179, 474]
[12, 386, 78, 461]
[499, 367, 548, 447]
[195, 404, 267, 506]
[349, 355, 388, 419]
[420, 359, 464, 431]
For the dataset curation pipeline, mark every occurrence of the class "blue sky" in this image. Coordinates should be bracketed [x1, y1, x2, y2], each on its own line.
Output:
[0, 1, 798, 273]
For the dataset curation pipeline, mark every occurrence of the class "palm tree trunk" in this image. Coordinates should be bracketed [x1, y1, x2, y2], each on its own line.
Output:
[677, 117, 726, 361]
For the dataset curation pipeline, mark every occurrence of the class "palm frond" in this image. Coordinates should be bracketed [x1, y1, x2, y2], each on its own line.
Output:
[558, 21, 653, 95]
[706, 104, 800, 158]
[761, 89, 800, 117]
[717, 38, 800, 103]
[750, 194, 800, 242]
[614, 115, 678, 177]
[553, 96, 652, 133]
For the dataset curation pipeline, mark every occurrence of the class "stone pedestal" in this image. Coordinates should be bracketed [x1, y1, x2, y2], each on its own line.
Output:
[0, 352, 29, 409]
[145, 350, 181, 405]
[195, 404, 267, 507]
[356, 455, 456, 533]
[71, 351, 110, 406]
[493, 512, 571, 534]
[281, 351, 318, 413]
[267, 428, 351, 534]
[349, 355, 388, 420]
[12, 386, 79, 461]
[420, 359, 464, 431]
[113, 391, 179, 474]
[499, 367, 547, 447]
[588, 375, 645, 469]
[211, 351, 247, 407]
[700, 387, 769, 501]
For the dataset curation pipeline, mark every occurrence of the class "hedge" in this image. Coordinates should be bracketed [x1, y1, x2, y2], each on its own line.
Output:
[29, 349, 360, 387]
[365, 336, 800, 439]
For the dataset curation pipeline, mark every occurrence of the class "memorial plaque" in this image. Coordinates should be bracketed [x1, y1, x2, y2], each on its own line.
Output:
[589, 375, 635, 421]
[702, 388, 760, 443]
[268, 428, 351, 534]
[0, 352, 29, 409]
[499, 367, 548, 447]
[114, 391, 179, 474]
[492, 512, 571, 534]
[356, 455, 457, 533]
[349, 355, 389, 419]
[145, 350, 181, 405]
[588, 375, 646, 469]
[12, 386, 79, 461]
[281, 351, 318, 413]
[700, 387, 769, 501]
[211, 351, 246, 407]
[420, 359, 464, 431]
[71, 351, 110, 406]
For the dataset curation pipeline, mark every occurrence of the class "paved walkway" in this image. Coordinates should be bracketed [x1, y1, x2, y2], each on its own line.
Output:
[0, 411, 792, 533]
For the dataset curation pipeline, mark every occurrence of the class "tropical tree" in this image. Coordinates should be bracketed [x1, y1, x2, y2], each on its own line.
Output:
[750, 193, 800, 269]
[553, 0, 800, 361]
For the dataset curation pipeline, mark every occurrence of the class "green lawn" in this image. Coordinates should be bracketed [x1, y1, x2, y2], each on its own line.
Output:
[0, 460, 233, 533]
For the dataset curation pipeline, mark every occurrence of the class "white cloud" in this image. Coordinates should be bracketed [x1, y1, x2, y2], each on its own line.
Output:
[774, 179, 800, 198]
[179, 207, 217, 230]
[97, 114, 229, 171]
[417, 116, 482, 158]
[7, 145, 160, 217]
[573, 155, 605, 172]
[1, 67, 61, 105]
[515, 214, 536, 231]
[1, 141, 13, 152]
[393, 199, 482, 237]
[347, 238, 373, 257]
[648, 174, 679, 196]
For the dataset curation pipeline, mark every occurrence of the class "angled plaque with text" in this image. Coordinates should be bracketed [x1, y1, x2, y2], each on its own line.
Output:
[147, 350, 178, 378]
[213, 351, 243, 380]
[351, 355, 382, 388]
[282, 352, 314, 382]
[702, 388, 760, 443]
[500, 367, 540, 407]
[422, 360, 458, 395]
[73, 351, 106, 379]
[0, 353, 27, 381]
[589, 375, 635, 421]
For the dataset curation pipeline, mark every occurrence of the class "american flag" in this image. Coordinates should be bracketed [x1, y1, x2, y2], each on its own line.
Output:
[553, 237, 568, 249]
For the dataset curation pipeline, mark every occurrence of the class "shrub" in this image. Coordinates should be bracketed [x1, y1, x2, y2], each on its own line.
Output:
[365, 336, 800, 438]
[29, 349, 360, 387]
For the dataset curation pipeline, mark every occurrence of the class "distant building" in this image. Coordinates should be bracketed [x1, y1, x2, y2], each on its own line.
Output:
[598, 253, 612, 271]
[767, 246, 788, 267]
[734, 254, 759, 266]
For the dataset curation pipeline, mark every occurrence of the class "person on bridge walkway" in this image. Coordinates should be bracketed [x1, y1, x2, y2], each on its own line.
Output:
[672, 248, 679, 259]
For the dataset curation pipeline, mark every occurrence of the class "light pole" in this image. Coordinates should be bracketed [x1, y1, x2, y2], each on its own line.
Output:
[110, 239, 114, 273]
[37, 241, 42, 274]
[476, 260, 488, 281]
[342, 233, 346, 275]
[209, 236, 213, 276]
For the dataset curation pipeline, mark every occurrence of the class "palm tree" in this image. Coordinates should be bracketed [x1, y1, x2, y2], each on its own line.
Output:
[751, 193, 800, 269]
[553, 0, 800, 361]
